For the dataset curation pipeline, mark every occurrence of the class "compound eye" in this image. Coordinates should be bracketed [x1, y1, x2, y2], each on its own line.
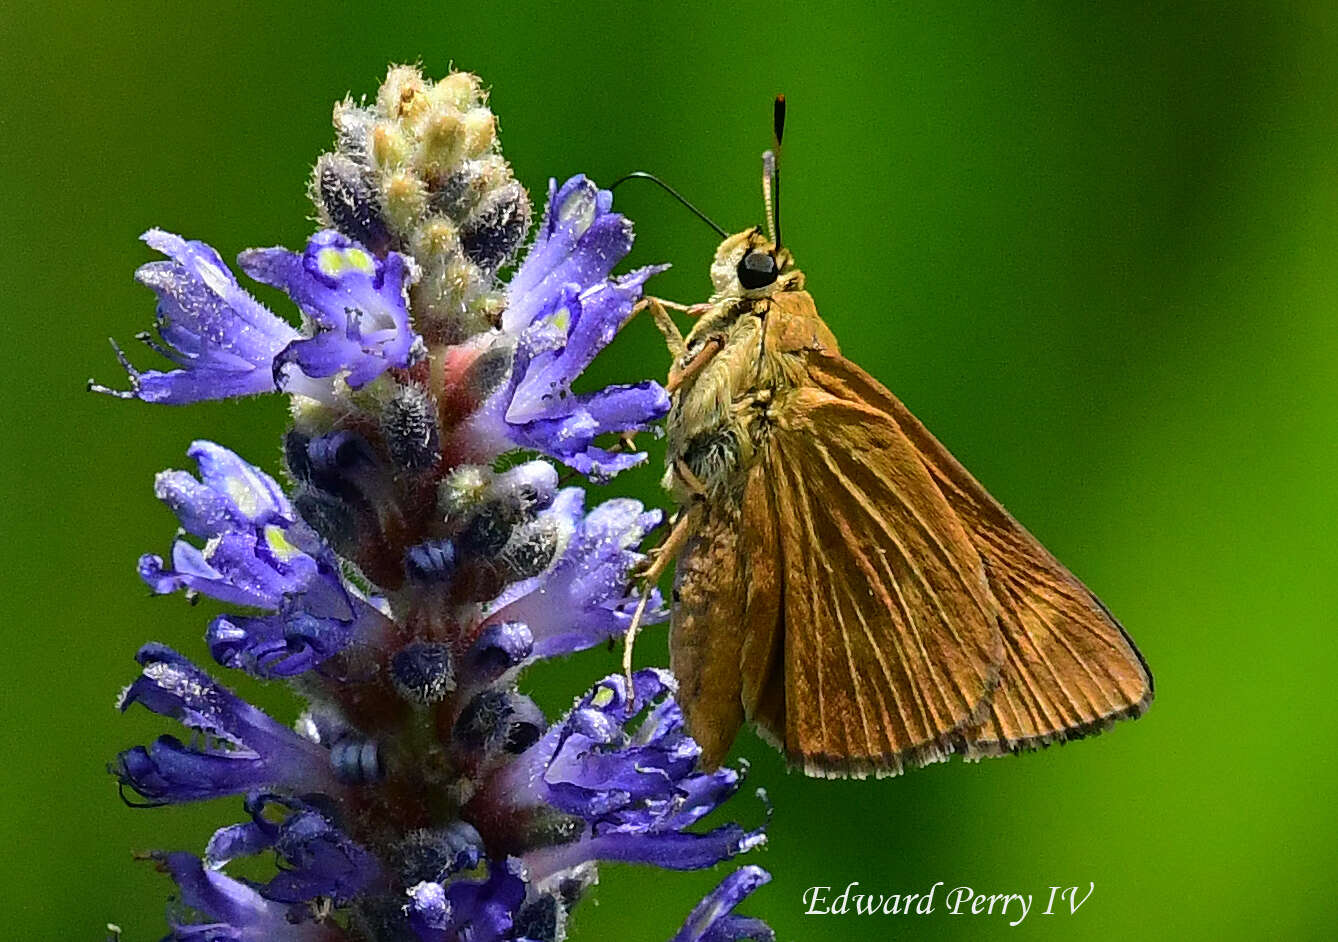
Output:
[736, 250, 779, 290]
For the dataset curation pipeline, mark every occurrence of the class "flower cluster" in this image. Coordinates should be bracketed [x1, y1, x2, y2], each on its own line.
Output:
[97, 66, 771, 941]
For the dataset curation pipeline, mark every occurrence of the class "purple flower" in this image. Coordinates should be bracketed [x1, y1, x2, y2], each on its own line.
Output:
[406, 858, 528, 942]
[482, 489, 667, 658]
[92, 230, 298, 404]
[158, 852, 342, 941]
[101, 65, 773, 942]
[115, 645, 340, 803]
[95, 230, 422, 406]
[140, 441, 390, 677]
[461, 176, 670, 479]
[492, 670, 766, 881]
[240, 231, 424, 392]
[205, 794, 381, 906]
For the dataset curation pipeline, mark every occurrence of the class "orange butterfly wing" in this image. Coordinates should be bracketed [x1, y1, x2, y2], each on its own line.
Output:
[804, 353, 1154, 755]
[669, 488, 758, 769]
[745, 384, 1005, 777]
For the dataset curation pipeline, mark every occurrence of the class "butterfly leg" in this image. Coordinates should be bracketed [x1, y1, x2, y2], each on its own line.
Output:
[622, 501, 704, 697]
[627, 296, 690, 359]
[667, 337, 724, 393]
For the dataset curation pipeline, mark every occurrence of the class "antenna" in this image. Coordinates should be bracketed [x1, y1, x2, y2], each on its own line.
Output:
[763, 95, 786, 248]
[610, 171, 728, 238]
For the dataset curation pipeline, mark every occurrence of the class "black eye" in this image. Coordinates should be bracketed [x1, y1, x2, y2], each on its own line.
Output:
[736, 250, 778, 290]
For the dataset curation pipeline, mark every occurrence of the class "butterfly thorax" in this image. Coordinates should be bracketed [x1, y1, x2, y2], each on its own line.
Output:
[664, 286, 837, 507]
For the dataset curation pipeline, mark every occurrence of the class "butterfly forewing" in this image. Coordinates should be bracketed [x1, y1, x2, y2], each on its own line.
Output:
[804, 353, 1154, 754]
[756, 378, 1004, 777]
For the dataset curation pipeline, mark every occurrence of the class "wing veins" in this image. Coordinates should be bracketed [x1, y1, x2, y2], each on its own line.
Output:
[787, 459, 886, 755]
[818, 443, 996, 705]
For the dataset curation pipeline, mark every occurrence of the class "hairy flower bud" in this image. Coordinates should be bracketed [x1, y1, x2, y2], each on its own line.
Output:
[381, 382, 441, 471]
[454, 689, 546, 758]
[312, 65, 531, 342]
[313, 153, 392, 255]
[390, 641, 455, 704]
[391, 822, 483, 885]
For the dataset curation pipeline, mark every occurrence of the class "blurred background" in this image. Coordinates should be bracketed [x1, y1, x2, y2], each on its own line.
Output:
[4, 2, 1337, 938]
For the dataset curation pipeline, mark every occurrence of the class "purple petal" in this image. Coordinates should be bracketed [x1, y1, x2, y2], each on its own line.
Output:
[485, 492, 665, 657]
[160, 852, 330, 941]
[95, 230, 297, 404]
[671, 867, 774, 942]
[114, 645, 335, 802]
[504, 177, 633, 332]
[406, 881, 452, 939]
[263, 809, 380, 904]
[139, 530, 317, 609]
[457, 176, 669, 477]
[240, 231, 422, 390]
[463, 621, 534, 684]
[206, 820, 275, 867]
[507, 267, 665, 425]
[579, 824, 765, 871]
[207, 605, 388, 679]
[443, 857, 527, 942]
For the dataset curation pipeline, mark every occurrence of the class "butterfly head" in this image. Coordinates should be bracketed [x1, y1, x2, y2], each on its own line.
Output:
[709, 95, 803, 300]
[709, 228, 803, 299]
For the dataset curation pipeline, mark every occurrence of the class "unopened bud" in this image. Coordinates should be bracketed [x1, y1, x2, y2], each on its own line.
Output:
[314, 153, 391, 254]
[404, 538, 456, 583]
[465, 621, 534, 683]
[453, 689, 545, 757]
[382, 383, 441, 471]
[392, 822, 483, 885]
[331, 736, 383, 784]
[460, 181, 531, 272]
[390, 641, 455, 704]
[514, 894, 564, 942]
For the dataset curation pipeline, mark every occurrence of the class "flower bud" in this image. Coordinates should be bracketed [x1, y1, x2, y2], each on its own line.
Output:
[460, 180, 530, 272]
[283, 429, 313, 483]
[311, 65, 527, 340]
[404, 539, 456, 583]
[381, 382, 441, 471]
[464, 621, 533, 684]
[458, 338, 514, 402]
[391, 821, 483, 885]
[390, 641, 455, 704]
[377, 65, 429, 121]
[459, 500, 522, 557]
[331, 736, 383, 784]
[493, 461, 559, 512]
[383, 171, 428, 230]
[437, 464, 490, 519]
[498, 517, 561, 581]
[304, 430, 382, 506]
[313, 153, 391, 255]
[415, 110, 466, 178]
[453, 689, 545, 758]
[292, 488, 358, 558]
[514, 893, 565, 942]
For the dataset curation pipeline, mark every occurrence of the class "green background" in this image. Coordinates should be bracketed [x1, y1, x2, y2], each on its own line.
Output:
[5, 2, 1336, 939]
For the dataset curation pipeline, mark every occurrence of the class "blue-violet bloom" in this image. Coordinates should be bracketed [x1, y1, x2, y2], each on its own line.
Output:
[102, 65, 771, 942]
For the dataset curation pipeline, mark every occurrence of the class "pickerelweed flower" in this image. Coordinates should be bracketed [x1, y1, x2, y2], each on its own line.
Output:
[96, 66, 772, 940]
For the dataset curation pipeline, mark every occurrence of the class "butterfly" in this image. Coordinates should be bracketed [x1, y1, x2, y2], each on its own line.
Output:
[621, 98, 1152, 778]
